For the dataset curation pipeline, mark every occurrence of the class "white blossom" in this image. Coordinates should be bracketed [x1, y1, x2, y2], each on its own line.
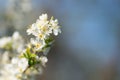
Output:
[0, 57, 28, 80]
[50, 19, 61, 36]
[40, 56, 48, 66]
[39, 14, 48, 21]
[12, 31, 25, 53]
[12, 57, 28, 73]
[27, 23, 39, 36]
[0, 31, 25, 53]
[0, 64, 20, 80]
[36, 19, 52, 36]
[27, 14, 52, 40]
[0, 37, 12, 48]
[30, 38, 45, 51]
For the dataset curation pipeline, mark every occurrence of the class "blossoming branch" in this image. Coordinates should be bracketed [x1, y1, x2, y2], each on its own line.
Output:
[0, 13, 61, 80]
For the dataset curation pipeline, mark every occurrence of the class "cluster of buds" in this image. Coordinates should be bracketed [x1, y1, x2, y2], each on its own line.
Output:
[0, 13, 61, 80]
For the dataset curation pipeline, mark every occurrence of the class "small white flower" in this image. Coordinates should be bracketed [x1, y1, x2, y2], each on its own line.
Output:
[40, 56, 48, 66]
[27, 23, 39, 36]
[0, 37, 12, 48]
[12, 31, 20, 40]
[0, 31, 25, 53]
[50, 19, 61, 36]
[12, 31, 25, 53]
[11, 57, 28, 73]
[39, 14, 48, 21]
[36, 19, 52, 36]
[18, 58, 28, 72]
[11, 57, 19, 64]
[30, 38, 45, 51]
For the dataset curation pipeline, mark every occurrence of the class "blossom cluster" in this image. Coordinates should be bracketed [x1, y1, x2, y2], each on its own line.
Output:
[0, 31, 25, 53]
[0, 32, 27, 80]
[0, 57, 28, 80]
[27, 14, 61, 53]
[0, 13, 61, 80]
[21, 13, 61, 75]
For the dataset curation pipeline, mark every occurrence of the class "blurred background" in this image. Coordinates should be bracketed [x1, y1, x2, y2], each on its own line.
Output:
[0, 0, 120, 80]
